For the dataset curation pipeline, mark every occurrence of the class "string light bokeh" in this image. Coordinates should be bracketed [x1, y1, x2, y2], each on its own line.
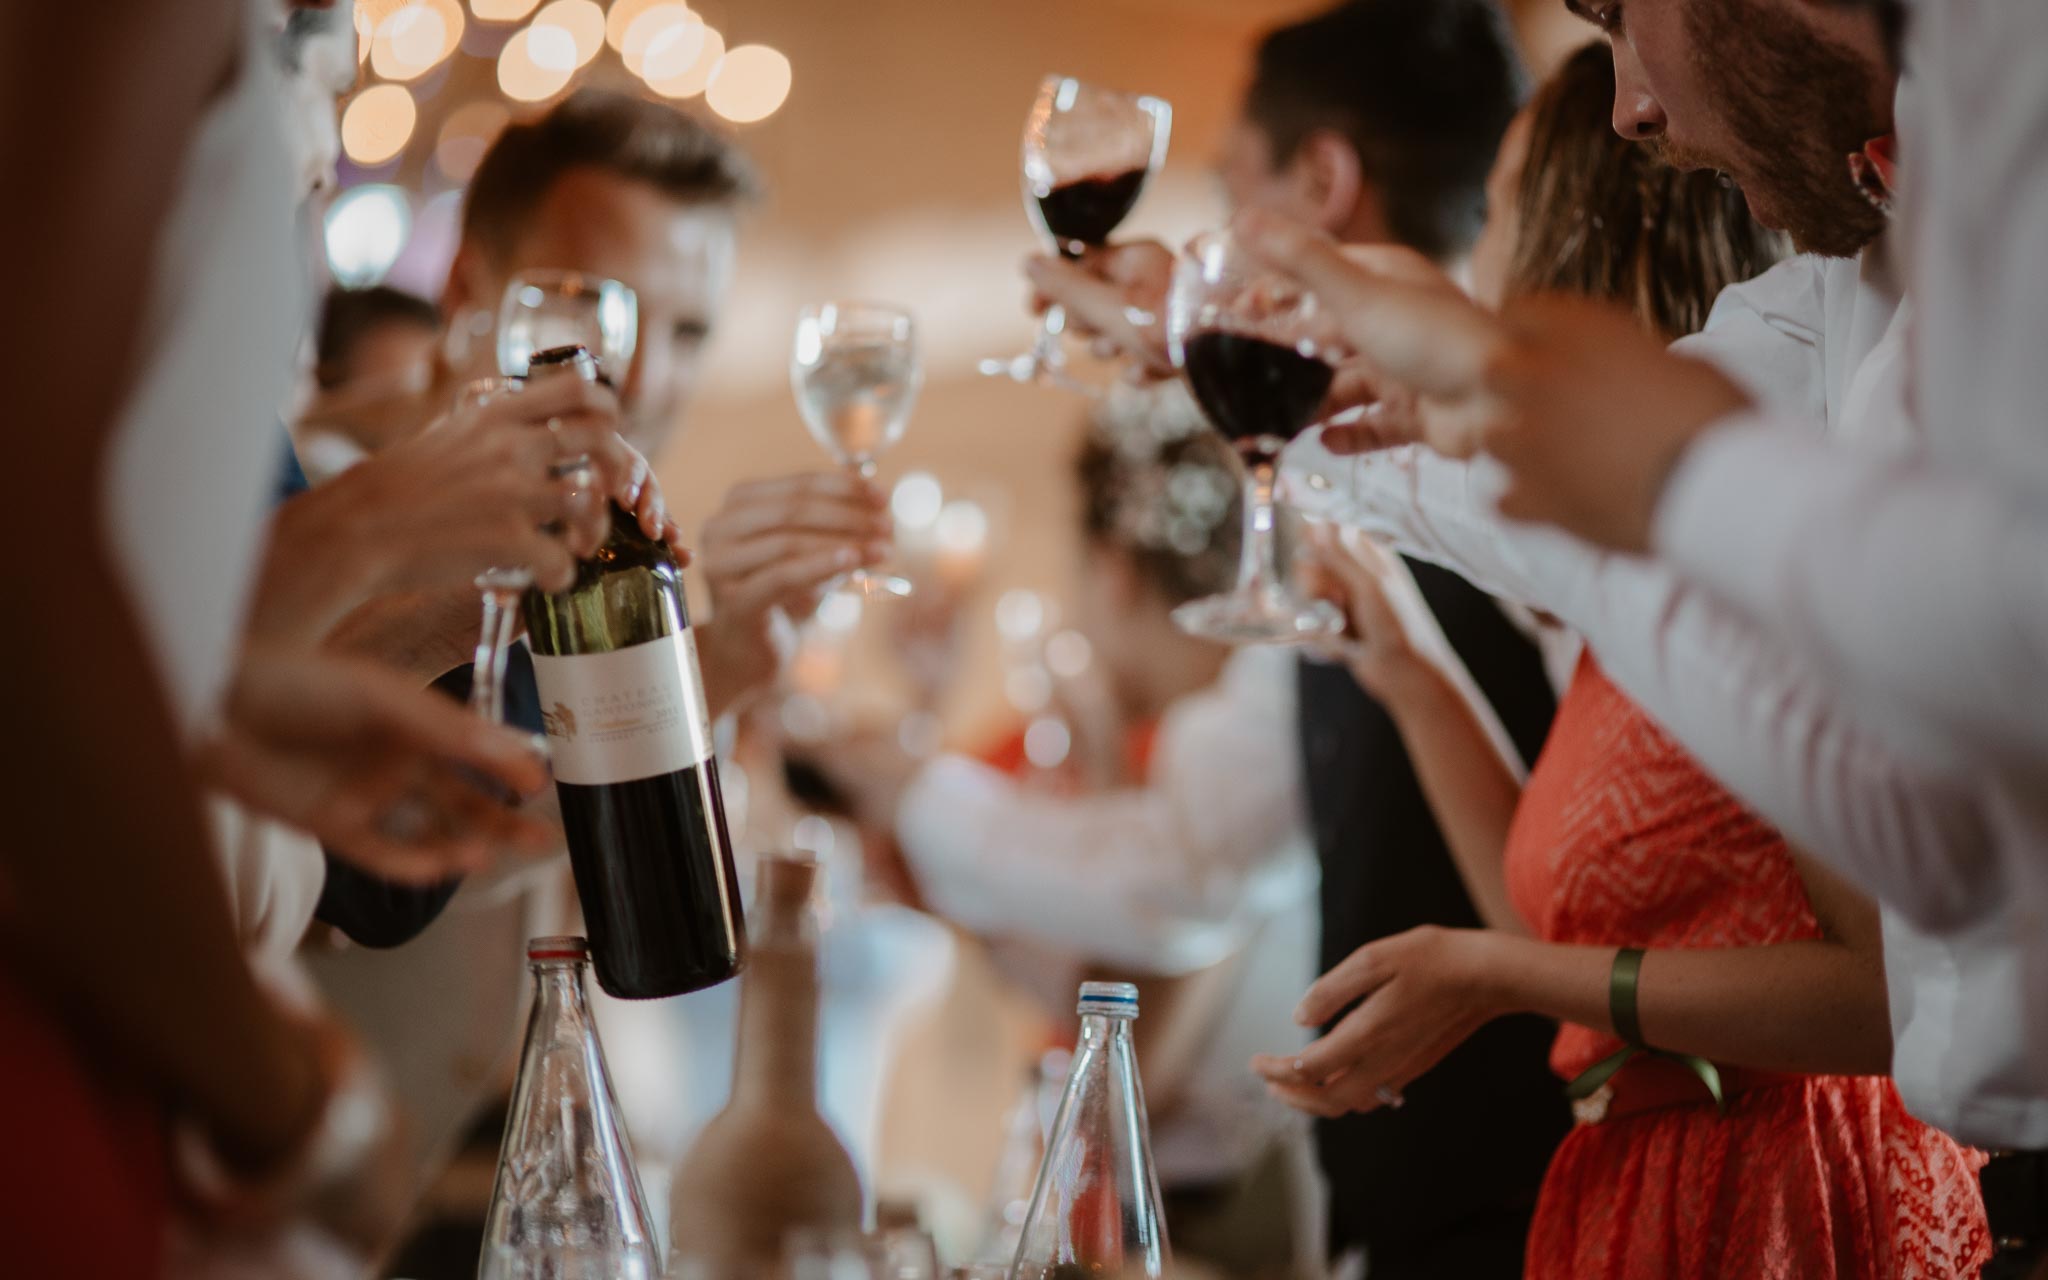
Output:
[331, 0, 788, 284]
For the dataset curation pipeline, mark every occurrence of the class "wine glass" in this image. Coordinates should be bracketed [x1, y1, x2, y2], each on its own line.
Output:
[791, 301, 922, 598]
[1165, 229, 1345, 644]
[465, 272, 638, 726]
[979, 75, 1172, 387]
[497, 269, 639, 386]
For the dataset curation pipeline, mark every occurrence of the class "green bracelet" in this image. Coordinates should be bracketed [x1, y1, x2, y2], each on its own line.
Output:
[1610, 946, 1648, 1047]
[1563, 945, 1726, 1116]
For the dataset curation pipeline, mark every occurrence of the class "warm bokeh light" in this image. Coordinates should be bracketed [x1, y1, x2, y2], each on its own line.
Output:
[604, 0, 677, 52]
[435, 99, 510, 182]
[356, 0, 411, 28]
[355, 5, 374, 63]
[620, 5, 695, 77]
[325, 184, 413, 286]
[706, 44, 792, 124]
[497, 26, 576, 102]
[644, 23, 723, 99]
[531, 0, 604, 66]
[471, 0, 540, 22]
[370, 0, 464, 82]
[340, 82, 419, 166]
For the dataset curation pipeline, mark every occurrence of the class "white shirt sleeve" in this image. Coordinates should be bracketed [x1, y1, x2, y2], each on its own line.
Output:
[1285, 439, 2003, 931]
[893, 647, 1313, 975]
[1654, 413, 2048, 767]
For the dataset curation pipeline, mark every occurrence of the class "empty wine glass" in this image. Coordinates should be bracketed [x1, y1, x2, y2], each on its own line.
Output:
[791, 301, 922, 598]
[1165, 229, 1345, 644]
[497, 270, 639, 386]
[980, 75, 1172, 387]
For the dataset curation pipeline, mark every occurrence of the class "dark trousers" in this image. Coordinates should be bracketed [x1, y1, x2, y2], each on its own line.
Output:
[1982, 1151, 2048, 1280]
[1362, 1201, 1535, 1280]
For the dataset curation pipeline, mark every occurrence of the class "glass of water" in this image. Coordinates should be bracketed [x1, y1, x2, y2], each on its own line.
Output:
[790, 301, 923, 598]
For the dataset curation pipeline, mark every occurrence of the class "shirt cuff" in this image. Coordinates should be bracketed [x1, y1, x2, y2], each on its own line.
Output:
[1651, 412, 1825, 618]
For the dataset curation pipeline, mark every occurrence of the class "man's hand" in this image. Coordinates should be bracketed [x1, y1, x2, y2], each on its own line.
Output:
[1483, 296, 1752, 552]
[696, 472, 892, 716]
[1023, 242, 1177, 379]
[1250, 925, 1509, 1118]
[198, 647, 557, 886]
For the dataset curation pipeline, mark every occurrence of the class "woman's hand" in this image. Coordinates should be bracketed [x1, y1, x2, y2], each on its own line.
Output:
[1251, 924, 1512, 1118]
[1297, 526, 1438, 700]
[198, 646, 557, 885]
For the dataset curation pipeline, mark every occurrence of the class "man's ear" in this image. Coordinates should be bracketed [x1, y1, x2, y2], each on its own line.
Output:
[1296, 128, 1381, 239]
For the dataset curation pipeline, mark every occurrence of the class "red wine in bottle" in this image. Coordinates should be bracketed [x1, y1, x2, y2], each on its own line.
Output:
[1180, 331, 1335, 462]
[521, 346, 745, 1000]
[1033, 168, 1149, 258]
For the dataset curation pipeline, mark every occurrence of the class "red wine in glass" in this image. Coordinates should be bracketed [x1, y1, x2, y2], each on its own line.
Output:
[1179, 332, 1337, 464]
[1034, 168, 1150, 259]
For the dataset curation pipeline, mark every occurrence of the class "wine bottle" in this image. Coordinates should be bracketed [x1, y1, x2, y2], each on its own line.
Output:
[521, 345, 745, 1000]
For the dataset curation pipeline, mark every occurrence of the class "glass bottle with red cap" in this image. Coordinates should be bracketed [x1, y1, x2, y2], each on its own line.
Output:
[479, 936, 660, 1280]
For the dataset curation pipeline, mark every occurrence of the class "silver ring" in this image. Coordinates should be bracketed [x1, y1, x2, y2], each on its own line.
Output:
[1374, 1085, 1406, 1110]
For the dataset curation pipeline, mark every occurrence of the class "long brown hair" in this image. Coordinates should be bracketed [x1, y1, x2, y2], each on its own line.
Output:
[1505, 44, 1788, 340]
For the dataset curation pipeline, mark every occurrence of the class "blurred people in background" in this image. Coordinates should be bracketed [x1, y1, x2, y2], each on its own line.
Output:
[811, 385, 1319, 1278]
[1033, 4, 1570, 1275]
[1266, 44, 1984, 1278]
[293, 285, 443, 482]
[314, 286, 440, 395]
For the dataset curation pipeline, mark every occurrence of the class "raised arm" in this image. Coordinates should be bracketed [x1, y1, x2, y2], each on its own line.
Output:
[0, 0, 326, 1176]
[892, 648, 1311, 975]
[1302, 528, 1530, 934]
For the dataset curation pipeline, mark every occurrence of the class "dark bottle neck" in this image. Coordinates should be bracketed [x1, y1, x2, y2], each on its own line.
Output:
[729, 860, 824, 1110]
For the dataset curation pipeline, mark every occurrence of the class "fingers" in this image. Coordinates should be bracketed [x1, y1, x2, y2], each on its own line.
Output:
[1233, 209, 1508, 400]
[705, 530, 891, 583]
[1023, 250, 1173, 375]
[718, 545, 878, 622]
[703, 474, 892, 545]
[1295, 939, 1392, 1027]
[358, 671, 552, 799]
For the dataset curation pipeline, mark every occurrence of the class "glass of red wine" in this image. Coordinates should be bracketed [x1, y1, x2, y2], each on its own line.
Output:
[1166, 230, 1345, 644]
[979, 75, 1171, 387]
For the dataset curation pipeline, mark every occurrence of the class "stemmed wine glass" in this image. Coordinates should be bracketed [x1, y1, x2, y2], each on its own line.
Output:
[1165, 229, 1345, 644]
[791, 301, 922, 598]
[466, 271, 640, 724]
[979, 75, 1172, 387]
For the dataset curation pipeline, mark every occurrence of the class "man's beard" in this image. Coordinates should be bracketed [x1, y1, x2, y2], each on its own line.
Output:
[1675, 0, 1891, 258]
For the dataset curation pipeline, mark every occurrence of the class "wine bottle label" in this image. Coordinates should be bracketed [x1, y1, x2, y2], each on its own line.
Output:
[529, 631, 717, 786]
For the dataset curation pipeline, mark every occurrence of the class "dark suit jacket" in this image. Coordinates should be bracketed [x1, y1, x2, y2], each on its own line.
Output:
[1299, 558, 1570, 1263]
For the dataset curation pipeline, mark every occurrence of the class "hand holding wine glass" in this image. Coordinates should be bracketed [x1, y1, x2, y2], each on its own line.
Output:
[1167, 228, 1347, 644]
[982, 76, 1171, 386]
[790, 301, 922, 598]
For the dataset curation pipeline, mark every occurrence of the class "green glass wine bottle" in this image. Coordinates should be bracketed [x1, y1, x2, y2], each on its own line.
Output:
[520, 345, 745, 999]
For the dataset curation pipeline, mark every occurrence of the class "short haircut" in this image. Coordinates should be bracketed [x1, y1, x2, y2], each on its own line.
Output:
[314, 285, 440, 388]
[1245, 0, 1527, 260]
[462, 89, 761, 260]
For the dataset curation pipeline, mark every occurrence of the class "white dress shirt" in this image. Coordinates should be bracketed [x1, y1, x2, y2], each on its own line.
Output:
[1650, 0, 2048, 774]
[895, 645, 1319, 1181]
[1283, 246, 2048, 1145]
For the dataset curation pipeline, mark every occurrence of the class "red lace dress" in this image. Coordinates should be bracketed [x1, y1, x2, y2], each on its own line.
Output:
[1504, 657, 1990, 1279]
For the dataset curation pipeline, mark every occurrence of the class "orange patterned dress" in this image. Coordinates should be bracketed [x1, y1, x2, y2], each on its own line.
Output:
[1504, 657, 1990, 1279]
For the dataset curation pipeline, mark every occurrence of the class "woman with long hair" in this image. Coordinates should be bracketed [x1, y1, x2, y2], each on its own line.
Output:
[1257, 44, 1991, 1277]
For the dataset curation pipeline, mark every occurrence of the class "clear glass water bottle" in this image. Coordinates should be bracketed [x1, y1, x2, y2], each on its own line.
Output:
[1009, 983, 1170, 1280]
[479, 937, 661, 1280]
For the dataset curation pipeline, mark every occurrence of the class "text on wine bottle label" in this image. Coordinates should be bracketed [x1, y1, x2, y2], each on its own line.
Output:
[529, 631, 717, 785]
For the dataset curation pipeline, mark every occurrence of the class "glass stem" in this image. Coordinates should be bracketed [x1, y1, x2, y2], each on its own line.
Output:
[1235, 458, 1284, 597]
[1033, 304, 1067, 373]
[471, 583, 522, 723]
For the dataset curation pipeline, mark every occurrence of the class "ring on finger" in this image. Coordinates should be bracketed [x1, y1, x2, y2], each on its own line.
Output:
[1374, 1085, 1406, 1110]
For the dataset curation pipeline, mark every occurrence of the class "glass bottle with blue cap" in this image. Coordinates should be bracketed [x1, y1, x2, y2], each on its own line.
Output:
[1009, 982, 1170, 1280]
